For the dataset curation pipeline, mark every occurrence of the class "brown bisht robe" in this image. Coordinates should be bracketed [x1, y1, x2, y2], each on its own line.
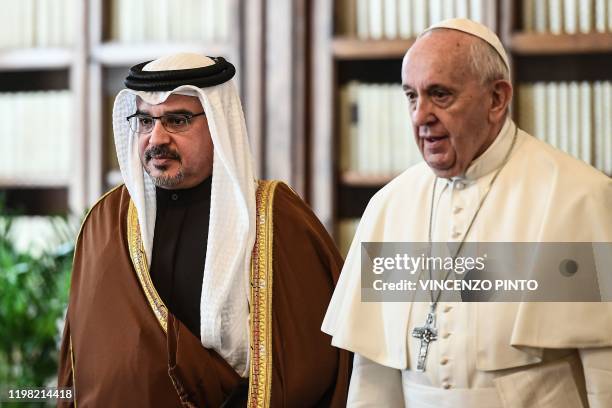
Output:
[58, 181, 351, 407]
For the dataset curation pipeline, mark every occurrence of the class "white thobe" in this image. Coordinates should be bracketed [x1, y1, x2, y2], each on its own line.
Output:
[323, 119, 612, 407]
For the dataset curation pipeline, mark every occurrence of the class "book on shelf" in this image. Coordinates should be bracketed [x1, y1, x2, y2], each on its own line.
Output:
[338, 81, 421, 177]
[604, 82, 612, 174]
[412, 0, 428, 34]
[578, 0, 593, 33]
[443, 0, 456, 20]
[563, 0, 578, 34]
[594, 0, 607, 32]
[521, 0, 612, 34]
[534, 0, 549, 33]
[455, 0, 470, 19]
[548, 0, 563, 34]
[0, 91, 72, 184]
[429, 0, 443, 26]
[568, 82, 581, 163]
[518, 81, 611, 175]
[110, 0, 229, 43]
[546, 82, 559, 149]
[337, 0, 494, 38]
[558, 82, 570, 153]
[579, 81, 592, 164]
[469, 0, 484, 23]
[369, 0, 384, 39]
[357, 0, 369, 39]
[0, 0, 74, 49]
[397, 0, 413, 38]
[384, 0, 398, 39]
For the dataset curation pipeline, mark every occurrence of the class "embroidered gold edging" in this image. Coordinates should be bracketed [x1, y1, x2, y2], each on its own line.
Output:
[127, 199, 168, 333]
[247, 180, 279, 408]
[70, 336, 77, 408]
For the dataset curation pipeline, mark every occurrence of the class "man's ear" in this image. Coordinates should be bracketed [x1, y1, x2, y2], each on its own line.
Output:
[489, 80, 513, 123]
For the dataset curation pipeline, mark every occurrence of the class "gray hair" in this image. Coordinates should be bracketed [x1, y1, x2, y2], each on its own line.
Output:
[420, 28, 510, 84]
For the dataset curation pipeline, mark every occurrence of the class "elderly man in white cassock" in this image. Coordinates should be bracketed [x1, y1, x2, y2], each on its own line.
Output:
[322, 18, 612, 408]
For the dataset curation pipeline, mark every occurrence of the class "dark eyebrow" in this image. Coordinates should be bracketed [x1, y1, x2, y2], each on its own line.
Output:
[402, 84, 413, 92]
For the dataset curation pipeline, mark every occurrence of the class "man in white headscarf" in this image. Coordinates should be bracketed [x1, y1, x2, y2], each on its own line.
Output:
[57, 53, 350, 407]
[322, 19, 612, 407]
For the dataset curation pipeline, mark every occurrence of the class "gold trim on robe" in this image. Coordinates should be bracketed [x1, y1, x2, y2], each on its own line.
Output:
[70, 336, 77, 408]
[127, 199, 169, 333]
[247, 180, 278, 408]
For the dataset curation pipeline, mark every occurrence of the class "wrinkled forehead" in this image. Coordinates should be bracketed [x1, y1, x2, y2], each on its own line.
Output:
[402, 31, 476, 85]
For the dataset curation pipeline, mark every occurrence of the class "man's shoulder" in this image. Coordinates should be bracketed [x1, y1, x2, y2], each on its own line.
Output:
[88, 184, 129, 215]
[366, 161, 433, 210]
[517, 132, 610, 195]
[263, 181, 317, 228]
[80, 184, 130, 230]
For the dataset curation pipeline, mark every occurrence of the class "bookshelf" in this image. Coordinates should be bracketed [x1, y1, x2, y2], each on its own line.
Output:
[0, 0, 86, 216]
[311, 0, 611, 253]
[0, 0, 246, 216]
[501, 0, 612, 176]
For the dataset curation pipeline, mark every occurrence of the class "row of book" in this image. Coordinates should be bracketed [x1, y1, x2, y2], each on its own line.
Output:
[0, 91, 73, 184]
[111, 0, 229, 43]
[0, 0, 75, 48]
[522, 0, 612, 34]
[337, 0, 491, 39]
[338, 81, 422, 176]
[518, 81, 612, 175]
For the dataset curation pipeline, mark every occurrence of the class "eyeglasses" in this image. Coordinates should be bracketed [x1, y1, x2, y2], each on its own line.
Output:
[126, 112, 206, 134]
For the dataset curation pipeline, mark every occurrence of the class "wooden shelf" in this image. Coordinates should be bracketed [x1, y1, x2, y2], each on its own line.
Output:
[0, 178, 69, 188]
[92, 42, 234, 66]
[0, 48, 73, 71]
[0, 186, 68, 215]
[509, 32, 612, 55]
[332, 37, 415, 60]
[340, 172, 397, 187]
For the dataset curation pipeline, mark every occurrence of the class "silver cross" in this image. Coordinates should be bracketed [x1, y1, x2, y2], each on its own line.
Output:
[411, 306, 438, 372]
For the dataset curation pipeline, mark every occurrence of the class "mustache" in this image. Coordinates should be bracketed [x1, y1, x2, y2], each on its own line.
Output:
[145, 145, 181, 162]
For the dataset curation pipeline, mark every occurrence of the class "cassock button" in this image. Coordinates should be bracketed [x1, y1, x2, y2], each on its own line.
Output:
[453, 206, 463, 214]
[442, 332, 451, 339]
[171, 193, 179, 201]
[440, 357, 449, 365]
[443, 305, 452, 313]
[451, 231, 461, 239]
[442, 382, 452, 390]
[455, 181, 465, 190]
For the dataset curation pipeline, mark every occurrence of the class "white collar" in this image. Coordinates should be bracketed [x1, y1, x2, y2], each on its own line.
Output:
[465, 118, 515, 181]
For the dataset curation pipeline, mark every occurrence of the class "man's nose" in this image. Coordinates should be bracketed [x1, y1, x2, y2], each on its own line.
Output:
[411, 98, 437, 128]
[148, 119, 171, 145]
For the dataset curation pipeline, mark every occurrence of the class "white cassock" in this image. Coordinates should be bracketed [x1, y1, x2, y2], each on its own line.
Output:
[322, 119, 612, 407]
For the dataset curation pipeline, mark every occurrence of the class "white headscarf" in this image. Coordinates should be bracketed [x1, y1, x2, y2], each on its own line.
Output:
[112, 53, 255, 376]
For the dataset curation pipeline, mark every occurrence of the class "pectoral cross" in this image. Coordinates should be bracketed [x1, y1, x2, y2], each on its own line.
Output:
[411, 305, 438, 372]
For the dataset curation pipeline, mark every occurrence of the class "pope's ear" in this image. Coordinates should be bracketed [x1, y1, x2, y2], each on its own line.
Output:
[489, 79, 513, 122]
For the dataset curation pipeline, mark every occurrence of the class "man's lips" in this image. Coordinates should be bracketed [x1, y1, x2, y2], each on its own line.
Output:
[149, 156, 177, 164]
[420, 135, 448, 142]
[421, 135, 449, 151]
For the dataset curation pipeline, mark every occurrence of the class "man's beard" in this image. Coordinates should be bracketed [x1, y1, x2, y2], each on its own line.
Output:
[149, 169, 185, 188]
[143, 145, 185, 188]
